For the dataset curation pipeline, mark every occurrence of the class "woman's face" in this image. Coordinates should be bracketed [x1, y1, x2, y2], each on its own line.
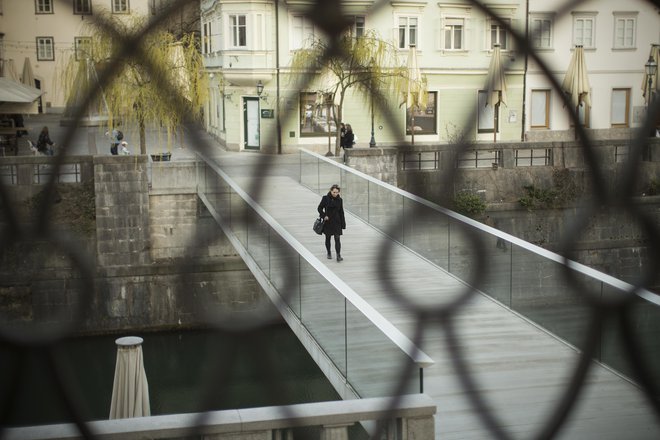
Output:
[330, 188, 340, 197]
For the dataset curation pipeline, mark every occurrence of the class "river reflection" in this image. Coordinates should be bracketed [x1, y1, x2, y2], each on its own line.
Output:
[0, 324, 339, 427]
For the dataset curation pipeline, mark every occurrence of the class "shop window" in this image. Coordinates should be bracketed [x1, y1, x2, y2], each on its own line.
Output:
[611, 88, 630, 127]
[531, 90, 550, 128]
[300, 92, 337, 137]
[406, 92, 437, 135]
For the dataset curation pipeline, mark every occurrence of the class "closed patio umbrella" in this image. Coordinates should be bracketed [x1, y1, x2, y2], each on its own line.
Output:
[109, 336, 150, 419]
[562, 45, 591, 131]
[642, 44, 659, 105]
[401, 45, 426, 145]
[1, 59, 20, 82]
[21, 57, 35, 88]
[485, 45, 508, 142]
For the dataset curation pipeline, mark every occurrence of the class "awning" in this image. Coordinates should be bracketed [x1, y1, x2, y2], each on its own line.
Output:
[0, 77, 42, 103]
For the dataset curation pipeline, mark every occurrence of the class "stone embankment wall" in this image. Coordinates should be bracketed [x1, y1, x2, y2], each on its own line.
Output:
[0, 156, 267, 335]
[344, 139, 660, 290]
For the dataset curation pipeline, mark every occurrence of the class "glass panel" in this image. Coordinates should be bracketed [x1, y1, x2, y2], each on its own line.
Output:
[447, 218, 481, 283]
[402, 198, 449, 270]
[531, 91, 547, 127]
[346, 301, 418, 397]
[471, 225, 512, 306]
[300, 260, 347, 376]
[270, 234, 300, 317]
[300, 152, 320, 194]
[318, 161, 341, 196]
[611, 90, 627, 125]
[247, 210, 270, 274]
[511, 246, 592, 350]
[341, 168, 369, 223]
[368, 181, 403, 242]
[230, 191, 248, 247]
[601, 293, 660, 390]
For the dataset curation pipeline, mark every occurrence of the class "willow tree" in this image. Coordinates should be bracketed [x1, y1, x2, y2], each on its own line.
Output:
[61, 12, 207, 154]
[290, 30, 406, 156]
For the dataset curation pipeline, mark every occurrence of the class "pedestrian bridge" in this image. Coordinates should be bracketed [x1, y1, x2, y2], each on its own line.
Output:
[196, 148, 660, 440]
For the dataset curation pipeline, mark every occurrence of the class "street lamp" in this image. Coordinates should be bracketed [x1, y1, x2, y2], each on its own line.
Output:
[645, 56, 657, 136]
[369, 93, 376, 148]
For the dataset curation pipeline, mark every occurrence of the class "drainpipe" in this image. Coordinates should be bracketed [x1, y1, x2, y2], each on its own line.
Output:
[520, 0, 529, 142]
[275, 0, 282, 154]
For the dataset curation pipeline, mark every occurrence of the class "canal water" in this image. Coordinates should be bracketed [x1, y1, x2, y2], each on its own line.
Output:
[0, 324, 341, 427]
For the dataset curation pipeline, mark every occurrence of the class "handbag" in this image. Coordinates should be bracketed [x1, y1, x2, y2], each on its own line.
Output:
[313, 217, 324, 235]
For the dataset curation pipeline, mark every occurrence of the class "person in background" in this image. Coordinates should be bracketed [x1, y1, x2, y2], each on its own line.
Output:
[120, 141, 131, 155]
[105, 128, 121, 155]
[342, 124, 355, 149]
[317, 184, 347, 262]
[35, 126, 55, 156]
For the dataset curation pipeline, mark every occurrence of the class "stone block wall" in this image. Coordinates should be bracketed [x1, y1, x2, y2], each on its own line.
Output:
[94, 155, 151, 267]
[344, 147, 398, 186]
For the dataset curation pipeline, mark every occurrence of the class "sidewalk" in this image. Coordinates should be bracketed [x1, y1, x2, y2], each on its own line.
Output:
[14, 113, 209, 160]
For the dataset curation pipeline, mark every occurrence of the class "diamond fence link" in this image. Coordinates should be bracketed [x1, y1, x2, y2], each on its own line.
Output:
[1, 0, 659, 439]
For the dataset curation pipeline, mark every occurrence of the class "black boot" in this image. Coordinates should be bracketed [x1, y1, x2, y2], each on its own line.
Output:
[336, 254, 343, 262]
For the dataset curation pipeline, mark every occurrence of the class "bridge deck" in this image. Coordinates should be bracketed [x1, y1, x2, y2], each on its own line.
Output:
[212, 152, 660, 440]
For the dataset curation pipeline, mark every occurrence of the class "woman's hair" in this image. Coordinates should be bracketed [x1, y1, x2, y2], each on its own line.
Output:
[41, 126, 48, 134]
[346, 124, 352, 131]
[330, 184, 340, 191]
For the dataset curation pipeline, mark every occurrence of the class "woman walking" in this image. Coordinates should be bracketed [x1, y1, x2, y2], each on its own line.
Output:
[317, 184, 346, 261]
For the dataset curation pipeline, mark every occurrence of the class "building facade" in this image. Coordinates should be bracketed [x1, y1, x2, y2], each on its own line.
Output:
[0, 0, 198, 113]
[201, 0, 659, 154]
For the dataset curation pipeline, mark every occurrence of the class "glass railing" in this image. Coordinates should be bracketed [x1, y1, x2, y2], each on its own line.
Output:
[196, 155, 433, 399]
[300, 148, 660, 388]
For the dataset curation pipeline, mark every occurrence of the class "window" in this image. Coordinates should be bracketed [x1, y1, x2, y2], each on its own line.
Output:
[573, 13, 596, 48]
[570, 103, 590, 127]
[515, 149, 552, 166]
[613, 14, 636, 49]
[443, 18, 463, 50]
[36, 37, 54, 61]
[406, 92, 437, 135]
[403, 152, 439, 170]
[531, 90, 550, 128]
[74, 37, 92, 61]
[477, 91, 497, 133]
[346, 16, 366, 38]
[300, 92, 336, 137]
[611, 88, 630, 127]
[112, 0, 129, 14]
[35, 0, 53, 14]
[202, 22, 211, 54]
[74, 0, 91, 14]
[490, 19, 510, 50]
[530, 16, 552, 49]
[229, 14, 247, 48]
[457, 150, 501, 168]
[398, 16, 418, 49]
[291, 15, 314, 49]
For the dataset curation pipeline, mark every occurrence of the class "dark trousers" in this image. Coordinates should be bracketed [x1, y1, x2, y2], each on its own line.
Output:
[325, 234, 341, 255]
[110, 144, 118, 155]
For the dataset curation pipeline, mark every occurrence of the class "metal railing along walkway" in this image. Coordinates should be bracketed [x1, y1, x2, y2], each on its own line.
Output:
[195, 151, 434, 403]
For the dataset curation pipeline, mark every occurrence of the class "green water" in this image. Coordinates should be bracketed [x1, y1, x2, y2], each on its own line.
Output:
[0, 324, 340, 427]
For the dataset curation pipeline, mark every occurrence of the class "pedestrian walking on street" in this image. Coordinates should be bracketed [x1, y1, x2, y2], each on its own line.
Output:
[317, 184, 346, 262]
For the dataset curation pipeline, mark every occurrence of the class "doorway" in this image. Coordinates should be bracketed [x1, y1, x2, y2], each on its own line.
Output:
[243, 97, 260, 150]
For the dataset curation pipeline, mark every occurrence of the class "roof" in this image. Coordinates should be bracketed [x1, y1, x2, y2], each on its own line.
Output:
[0, 77, 42, 103]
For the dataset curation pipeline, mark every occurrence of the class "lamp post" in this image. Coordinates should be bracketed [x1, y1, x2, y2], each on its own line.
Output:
[645, 56, 657, 137]
[325, 93, 334, 157]
[369, 93, 376, 148]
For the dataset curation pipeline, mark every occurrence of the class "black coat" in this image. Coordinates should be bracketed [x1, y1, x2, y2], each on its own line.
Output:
[317, 193, 346, 236]
[342, 131, 354, 148]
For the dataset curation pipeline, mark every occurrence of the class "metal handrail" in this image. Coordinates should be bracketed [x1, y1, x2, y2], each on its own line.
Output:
[299, 147, 660, 307]
[196, 151, 434, 368]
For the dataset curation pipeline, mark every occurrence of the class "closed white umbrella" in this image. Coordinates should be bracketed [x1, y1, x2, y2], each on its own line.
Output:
[642, 44, 659, 105]
[485, 45, 508, 142]
[562, 45, 591, 115]
[1, 59, 20, 82]
[109, 336, 151, 419]
[21, 57, 35, 88]
[401, 45, 427, 145]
